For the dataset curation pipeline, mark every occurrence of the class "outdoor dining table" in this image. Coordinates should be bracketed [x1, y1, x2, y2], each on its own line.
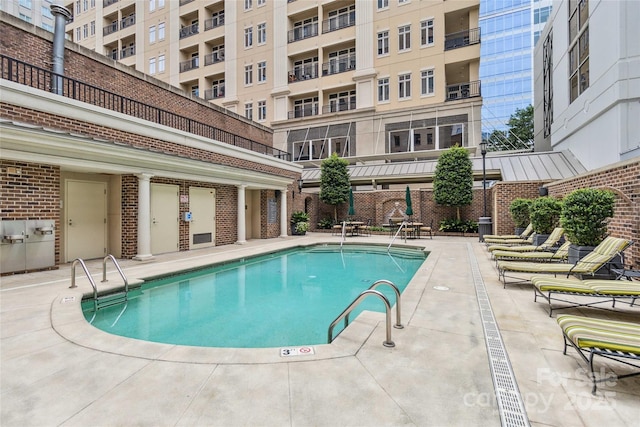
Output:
[344, 221, 364, 236]
[384, 221, 423, 238]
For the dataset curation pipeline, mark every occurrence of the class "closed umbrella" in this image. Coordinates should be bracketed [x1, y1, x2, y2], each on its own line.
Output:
[405, 186, 413, 217]
[348, 188, 355, 217]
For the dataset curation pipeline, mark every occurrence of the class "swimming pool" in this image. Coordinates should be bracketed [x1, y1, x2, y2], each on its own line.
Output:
[84, 244, 427, 348]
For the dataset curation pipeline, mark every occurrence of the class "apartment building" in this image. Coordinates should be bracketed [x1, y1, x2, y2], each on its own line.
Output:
[65, 0, 482, 168]
[1, 0, 61, 31]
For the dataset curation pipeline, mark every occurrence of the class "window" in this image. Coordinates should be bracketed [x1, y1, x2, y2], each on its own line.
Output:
[244, 0, 252, 11]
[75, 27, 81, 41]
[420, 19, 434, 46]
[257, 61, 266, 82]
[75, 0, 80, 14]
[90, 21, 95, 35]
[19, 13, 32, 23]
[293, 97, 318, 118]
[569, 0, 589, 103]
[20, 0, 32, 8]
[258, 0, 265, 5]
[244, 64, 253, 85]
[83, 0, 88, 11]
[398, 25, 411, 51]
[244, 27, 253, 48]
[149, 57, 156, 75]
[83, 24, 88, 38]
[192, 85, 199, 97]
[41, 6, 52, 19]
[41, 22, 53, 32]
[378, 78, 389, 102]
[377, 0, 388, 9]
[158, 0, 164, 8]
[158, 55, 165, 73]
[245, 103, 253, 120]
[421, 69, 434, 95]
[149, 26, 156, 43]
[377, 31, 389, 55]
[91, 0, 95, 8]
[258, 101, 266, 121]
[257, 23, 266, 44]
[210, 79, 225, 98]
[399, 73, 411, 99]
[158, 22, 165, 40]
[149, 0, 155, 12]
[328, 90, 355, 112]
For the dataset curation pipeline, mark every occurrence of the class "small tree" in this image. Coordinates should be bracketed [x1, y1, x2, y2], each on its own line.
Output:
[560, 188, 615, 246]
[529, 196, 562, 234]
[509, 198, 532, 228]
[433, 145, 473, 220]
[506, 105, 534, 150]
[319, 153, 351, 222]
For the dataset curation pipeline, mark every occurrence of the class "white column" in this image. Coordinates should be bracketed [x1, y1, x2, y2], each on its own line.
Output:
[237, 185, 247, 244]
[280, 189, 288, 238]
[134, 173, 154, 261]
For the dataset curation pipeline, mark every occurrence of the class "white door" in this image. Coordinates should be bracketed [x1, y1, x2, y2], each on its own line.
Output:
[151, 183, 179, 254]
[189, 187, 216, 249]
[65, 180, 107, 261]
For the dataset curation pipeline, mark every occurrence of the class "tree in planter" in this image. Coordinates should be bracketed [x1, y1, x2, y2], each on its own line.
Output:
[433, 145, 473, 221]
[290, 211, 310, 235]
[529, 196, 563, 243]
[560, 188, 615, 247]
[509, 198, 532, 231]
[319, 153, 351, 222]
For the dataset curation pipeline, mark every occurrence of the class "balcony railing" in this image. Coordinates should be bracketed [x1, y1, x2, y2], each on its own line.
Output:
[103, 21, 118, 36]
[120, 15, 135, 29]
[179, 0, 195, 5]
[0, 54, 290, 160]
[444, 27, 481, 50]
[120, 45, 135, 59]
[288, 64, 319, 82]
[288, 23, 318, 43]
[445, 80, 481, 101]
[204, 15, 225, 31]
[103, 0, 118, 7]
[204, 86, 225, 100]
[322, 100, 356, 114]
[204, 51, 225, 66]
[180, 57, 199, 73]
[288, 105, 319, 119]
[322, 55, 356, 76]
[179, 23, 199, 39]
[322, 12, 355, 34]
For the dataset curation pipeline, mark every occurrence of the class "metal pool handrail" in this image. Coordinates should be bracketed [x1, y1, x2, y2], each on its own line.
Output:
[368, 280, 403, 329]
[328, 289, 395, 347]
[388, 221, 408, 251]
[69, 258, 99, 311]
[101, 254, 129, 295]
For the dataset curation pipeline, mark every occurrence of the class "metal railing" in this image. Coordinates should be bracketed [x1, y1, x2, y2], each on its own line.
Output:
[180, 57, 199, 72]
[120, 15, 135, 29]
[445, 80, 481, 101]
[69, 255, 129, 312]
[322, 100, 356, 114]
[179, 22, 199, 39]
[321, 55, 356, 76]
[204, 86, 225, 100]
[103, 0, 118, 8]
[204, 51, 224, 66]
[322, 12, 355, 34]
[120, 45, 135, 59]
[0, 55, 291, 160]
[444, 27, 481, 50]
[287, 64, 319, 83]
[204, 15, 225, 31]
[288, 23, 318, 43]
[288, 105, 319, 119]
[103, 21, 118, 36]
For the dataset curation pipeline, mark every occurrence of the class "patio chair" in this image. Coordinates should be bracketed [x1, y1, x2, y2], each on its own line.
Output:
[420, 219, 434, 239]
[496, 236, 632, 286]
[484, 233, 535, 246]
[483, 223, 533, 241]
[359, 219, 372, 237]
[488, 227, 565, 255]
[532, 275, 639, 316]
[492, 241, 571, 264]
[556, 315, 640, 394]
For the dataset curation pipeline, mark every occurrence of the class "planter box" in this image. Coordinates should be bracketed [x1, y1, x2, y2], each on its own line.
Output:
[532, 234, 549, 246]
[514, 227, 526, 236]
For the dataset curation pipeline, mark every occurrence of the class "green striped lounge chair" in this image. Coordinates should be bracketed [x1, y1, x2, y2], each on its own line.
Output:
[557, 315, 640, 394]
[492, 241, 570, 265]
[484, 233, 535, 246]
[496, 236, 632, 286]
[532, 275, 640, 316]
[483, 223, 533, 241]
[488, 227, 564, 254]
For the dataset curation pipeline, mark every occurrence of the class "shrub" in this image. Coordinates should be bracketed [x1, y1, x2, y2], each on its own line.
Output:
[529, 196, 563, 234]
[560, 188, 615, 246]
[295, 221, 310, 233]
[509, 198, 532, 228]
[439, 218, 478, 233]
[290, 211, 310, 224]
[317, 218, 334, 229]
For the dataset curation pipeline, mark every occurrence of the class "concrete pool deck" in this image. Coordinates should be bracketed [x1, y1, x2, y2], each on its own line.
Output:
[1, 234, 638, 426]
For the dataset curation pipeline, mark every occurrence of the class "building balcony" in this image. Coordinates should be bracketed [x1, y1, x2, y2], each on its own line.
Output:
[120, 45, 135, 59]
[288, 105, 319, 119]
[444, 27, 480, 51]
[179, 0, 195, 5]
[322, 55, 355, 76]
[204, 86, 225, 100]
[204, 51, 224, 66]
[288, 23, 318, 43]
[103, 0, 118, 7]
[288, 64, 319, 82]
[179, 23, 199, 39]
[204, 15, 224, 31]
[120, 15, 135, 30]
[103, 21, 118, 36]
[322, 12, 355, 34]
[322, 100, 356, 114]
[445, 80, 481, 101]
[180, 57, 199, 73]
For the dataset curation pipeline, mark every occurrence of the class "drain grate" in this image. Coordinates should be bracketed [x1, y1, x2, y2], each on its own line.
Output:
[467, 243, 530, 427]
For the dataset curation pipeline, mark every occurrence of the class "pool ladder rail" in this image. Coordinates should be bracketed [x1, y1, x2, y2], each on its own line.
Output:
[69, 254, 129, 312]
[328, 279, 403, 347]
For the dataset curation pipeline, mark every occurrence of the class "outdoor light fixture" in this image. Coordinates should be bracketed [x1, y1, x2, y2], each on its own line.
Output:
[294, 178, 303, 198]
[480, 141, 488, 218]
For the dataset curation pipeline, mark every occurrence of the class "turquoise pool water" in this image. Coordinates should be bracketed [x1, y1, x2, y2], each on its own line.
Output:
[84, 245, 427, 348]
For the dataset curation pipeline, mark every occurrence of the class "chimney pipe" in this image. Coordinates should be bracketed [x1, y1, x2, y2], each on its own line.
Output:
[50, 4, 72, 95]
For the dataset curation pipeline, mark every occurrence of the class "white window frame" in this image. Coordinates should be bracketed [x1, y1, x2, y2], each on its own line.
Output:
[257, 61, 267, 83]
[378, 77, 390, 102]
[83, 23, 88, 38]
[377, 31, 389, 56]
[244, 0, 252, 11]
[258, 100, 266, 121]
[158, 22, 165, 40]
[398, 25, 411, 51]
[149, 25, 156, 43]
[149, 0, 155, 12]
[377, 0, 389, 10]
[257, 22, 266, 45]
[158, 0, 164, 8]
[90, 20, 95, 35]
[245, 102, 253, 120]
[258, 0, 266, 6]
[158, 55, 165, 73]
[244, 27, 253, 48]
[420, 68, 435, 96]
[75, 27, 81, 41]
[420, 19, 434, 47]
[244, 64, 253, 85]
[149, 57, 156, 75]
[399, 73, 411, 99]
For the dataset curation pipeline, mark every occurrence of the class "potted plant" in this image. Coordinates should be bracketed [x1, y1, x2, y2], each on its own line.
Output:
[290, 211, 310, 235]
[509, 198, 532, 235]
[529, 196, 563, 245]
[560, 188, 615, 263]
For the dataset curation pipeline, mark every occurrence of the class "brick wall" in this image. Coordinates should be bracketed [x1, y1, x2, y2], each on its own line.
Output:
[491, 181, 549, 235]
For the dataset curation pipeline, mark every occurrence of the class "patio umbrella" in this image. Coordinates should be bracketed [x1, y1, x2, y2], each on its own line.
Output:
[405, 186, 413, 217]
[348, 187, 355, 216]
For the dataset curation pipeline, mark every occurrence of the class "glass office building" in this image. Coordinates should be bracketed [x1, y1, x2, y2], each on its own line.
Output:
[479, 0, 552, 140]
